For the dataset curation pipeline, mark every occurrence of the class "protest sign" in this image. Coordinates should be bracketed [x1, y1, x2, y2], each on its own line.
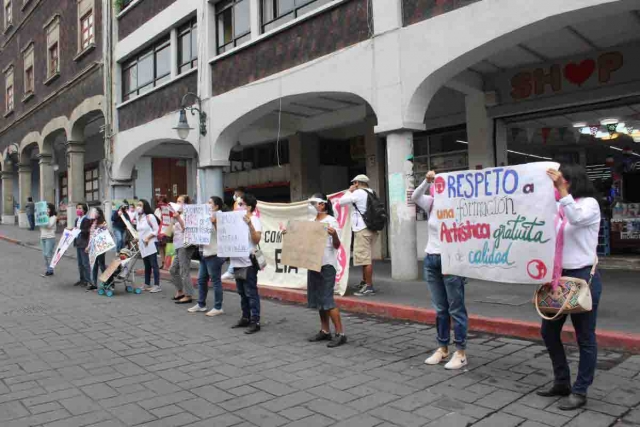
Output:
[282, 220, 328, 272]
[184, 204, 212, 246]
[35, 202, 49, 227]
[254, 191, 352, 295]
[89, 229, 116, 268]
[121, 214, 138, 240]
[216, 211, 251, 257]
[434, 162, 559, 284]
[50, 228, 81, 269]
[159, 205, 172, 236]
[99, 259, 121, 283]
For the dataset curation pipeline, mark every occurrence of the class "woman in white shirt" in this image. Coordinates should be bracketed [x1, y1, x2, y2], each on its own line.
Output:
[136, 199, 161, 293]
[170, 195, 196, 304]
[40, 203, 57, 277]
[538, 164, 602, 411]
[411, 171, 469, 371]
[305, 193, 346, 348]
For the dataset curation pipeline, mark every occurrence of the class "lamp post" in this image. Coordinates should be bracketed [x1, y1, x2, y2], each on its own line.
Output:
[173, 92, 207, 140]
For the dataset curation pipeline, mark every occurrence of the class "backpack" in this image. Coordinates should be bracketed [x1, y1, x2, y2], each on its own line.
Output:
[353, 190, 387, 231]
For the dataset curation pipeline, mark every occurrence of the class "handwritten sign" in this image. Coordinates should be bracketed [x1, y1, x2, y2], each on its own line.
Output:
[35, 202, 49, 227]
[50, 228, 81, 269]
[184, 204, 212, 246]
[281, 220, 328, 272]
[216, 211, 250, 258]
[121, 214, 138, 240]
[89, 229, 116, 268]
[434, 162, 558, 284]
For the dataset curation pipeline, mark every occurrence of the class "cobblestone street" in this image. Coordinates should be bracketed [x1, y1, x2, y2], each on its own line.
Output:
[0, 239, 639, 427]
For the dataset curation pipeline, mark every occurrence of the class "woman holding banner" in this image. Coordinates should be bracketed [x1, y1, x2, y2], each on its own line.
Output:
[538, 164, 602, 411]
[411, 171, 469, 370]
[136, 199, 161, 293]
[87, 207, 109, 291]
[305, 193, 347, 348]
[170, 195, 196, 304]
[40, 203, 57, 277]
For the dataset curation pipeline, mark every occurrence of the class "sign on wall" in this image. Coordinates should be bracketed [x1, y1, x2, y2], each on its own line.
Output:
[434, 162, 559, 284]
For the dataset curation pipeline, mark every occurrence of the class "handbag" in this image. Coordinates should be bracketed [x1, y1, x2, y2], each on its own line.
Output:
[250, 245, 267, 271]
[533, 262, 596, 321]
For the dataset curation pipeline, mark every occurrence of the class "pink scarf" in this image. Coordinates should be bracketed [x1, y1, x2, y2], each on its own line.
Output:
[552, 206, 567, 289]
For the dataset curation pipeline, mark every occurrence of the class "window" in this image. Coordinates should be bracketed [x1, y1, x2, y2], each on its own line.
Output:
[49, 44, 59, 75]
[122, 38, 171, 101]
[22, 44, 34, 96]
[80, 12, 94, 49]
[178, 19, 198, 74]
[5, 67, 14, 112]
[4, 0, 11, 29]
[261, 0, 331, 32]
[85, 167, 99, 202]
[216, 0, 251, 54]
[45, 16, 60, 78]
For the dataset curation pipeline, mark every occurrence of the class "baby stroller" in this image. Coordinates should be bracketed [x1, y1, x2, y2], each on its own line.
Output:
[97, 229, 142, 297]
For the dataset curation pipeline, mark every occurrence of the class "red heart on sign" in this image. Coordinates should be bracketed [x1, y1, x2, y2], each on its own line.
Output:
[564, 60, 596, 86]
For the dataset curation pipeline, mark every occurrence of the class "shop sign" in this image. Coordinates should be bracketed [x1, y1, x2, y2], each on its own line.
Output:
[495, 44, 640, 104]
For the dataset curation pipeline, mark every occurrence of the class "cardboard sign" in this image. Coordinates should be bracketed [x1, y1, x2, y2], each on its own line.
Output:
[434, 162, 559, 284]
[121, 214, 138, 240]
[89, 229, 116, 268]
[35, 202, 49, 227]
[99, 259, 122, 283]
[184, 204, 213, 246]
[50, 228, 81, 269]
[216, 211, 251, 258]
[281, 220, 328, 272]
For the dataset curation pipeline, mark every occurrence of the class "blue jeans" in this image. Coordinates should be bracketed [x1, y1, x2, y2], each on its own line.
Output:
[235, 266, 260, 323]
[197, 255, 226, 309]
[92, 253, 106, 285]
[114, 228, 126, 252]
[424, 254, 468, 350]
[143, 254, 160, 286]
[541, 266, 602, 396]
[41, 238, 55, 274]
[28, 214, 35, 230]
[76, 247, 91, 283]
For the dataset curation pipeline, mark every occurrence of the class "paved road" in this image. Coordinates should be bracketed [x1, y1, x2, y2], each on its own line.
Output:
[0, 239, 639, 427]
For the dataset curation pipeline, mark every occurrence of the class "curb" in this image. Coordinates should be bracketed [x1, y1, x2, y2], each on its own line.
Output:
[2, 233, 638, 352]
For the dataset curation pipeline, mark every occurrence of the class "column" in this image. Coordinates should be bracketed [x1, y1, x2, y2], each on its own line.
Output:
[365, 124, 387, 259]
[249, 0, 260, 40]
[39, 154, 55, 203]
[18, 163, 32, 228]
[386, 132, 418, 281]
[170, 28, 179, 78]
[1, 171, 15, 224]
[200, 166, 224, 201]
[66, 141, 85, 223]
[289, 132, 321, 202]
[466, 92, 494, 169]
[372, 0, 402, 34]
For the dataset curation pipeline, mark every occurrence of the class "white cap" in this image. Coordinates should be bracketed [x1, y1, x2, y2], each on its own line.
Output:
[351, 174, 370, 183]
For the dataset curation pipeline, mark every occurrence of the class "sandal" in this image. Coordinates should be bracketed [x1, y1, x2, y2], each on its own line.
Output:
[175, 297, 193, 304]
[172, 295, 185, 301]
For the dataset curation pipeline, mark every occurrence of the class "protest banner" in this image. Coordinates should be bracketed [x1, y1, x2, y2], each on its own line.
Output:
[35, 201, 49, 227]
[281, 220, 328, 272]
[99, 259, 121, 283]
[254, 191, 352, 295]
[159, 205, 172, 236]
[434, 162, 559, 284]
[89, 229, 116, 268]
[50, 228, 81, 269]
[121, 214, 138, 240]
[184, 204, 212, 246]
[216, 211, 251, 257]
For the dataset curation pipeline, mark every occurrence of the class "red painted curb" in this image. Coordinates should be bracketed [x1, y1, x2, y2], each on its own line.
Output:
[0, 234, 22, 245]
[147, 268, 640, 353]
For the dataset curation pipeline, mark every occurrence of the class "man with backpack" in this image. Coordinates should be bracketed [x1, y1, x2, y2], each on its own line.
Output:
[339, 174, 387, 296]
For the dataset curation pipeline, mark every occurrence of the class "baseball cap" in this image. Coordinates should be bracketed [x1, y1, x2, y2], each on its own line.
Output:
[351, 174, 370, 183]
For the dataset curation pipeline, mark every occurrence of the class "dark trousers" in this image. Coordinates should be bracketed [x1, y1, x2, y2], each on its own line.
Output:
[27, 214, 35, 230]
[92, 253, 106, 285]
[76, 247, 91, 283]
[143, 254, 160, 286]
[541, 266, 602, 396]
[235, 266, 260, 323]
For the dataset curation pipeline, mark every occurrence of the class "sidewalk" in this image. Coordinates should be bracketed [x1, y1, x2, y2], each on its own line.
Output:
[3, 224, 640, 352]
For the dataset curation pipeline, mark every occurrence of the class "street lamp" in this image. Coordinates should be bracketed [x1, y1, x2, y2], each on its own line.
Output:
[173, 92, 207, 140]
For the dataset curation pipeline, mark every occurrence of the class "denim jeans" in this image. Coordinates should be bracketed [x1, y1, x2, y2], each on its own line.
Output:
[235, 266, 260, 323]
[28, 214, 35, 230]
[541, 266, 602, 396]
[143, 254, 160, 286]
[424, 254, 468, 350]
[92, 253, 106, 285]
[114, 228, 126, 252]
[41, 237, 55, 274]
[197, 255, 226, 309]
[76, 247, 91, 283]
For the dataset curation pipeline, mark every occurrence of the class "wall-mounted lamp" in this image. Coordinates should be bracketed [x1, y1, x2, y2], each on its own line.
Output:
[173, 92, 207, 140]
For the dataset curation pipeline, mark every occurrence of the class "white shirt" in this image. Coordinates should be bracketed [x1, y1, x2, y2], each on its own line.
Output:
[230, 215, 262, 268]
[201, 223, 218, 257]
[40, 216, 57, 239]
[559, 195, 600, 270]
[316, 215, 340, 268]
[136, 214, 159, 258]
[172, 217, 185, 250]
[411, 179, 440, 255]
[338, 188, 370, 232]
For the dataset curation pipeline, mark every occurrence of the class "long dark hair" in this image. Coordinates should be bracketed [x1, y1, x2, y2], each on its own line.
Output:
[178, 194, 192, 204]
[94, 207, 105, 224]
[242, 193, 258, 213]
[139, 199, 154, 216]
[311, 192, 334, 217]
[210, 196, 228, 212]
[560, 163, 598, 199]
[47, 203, 57, 216]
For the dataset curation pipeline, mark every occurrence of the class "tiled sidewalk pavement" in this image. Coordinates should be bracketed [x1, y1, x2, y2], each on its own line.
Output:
[0, 239, 639, 427]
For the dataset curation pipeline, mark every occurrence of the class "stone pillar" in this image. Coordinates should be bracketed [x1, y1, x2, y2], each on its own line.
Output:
[1, 171, 15, 224]
[365, 124, 387, 259]
[386, 132, 418, 280]
[18, 163, 32, 228]
[39, 154, 55, 204]
[66, 141, 85, 224]
[200, 166, 224, 201]
[466, 92, 494, 169]
[289, 132, 321, 202]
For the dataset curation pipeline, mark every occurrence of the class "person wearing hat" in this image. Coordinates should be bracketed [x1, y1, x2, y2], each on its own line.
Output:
[338, 174, 377, 296]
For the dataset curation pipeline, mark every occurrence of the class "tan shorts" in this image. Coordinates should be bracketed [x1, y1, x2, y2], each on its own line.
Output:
[353, 229, 378, 266]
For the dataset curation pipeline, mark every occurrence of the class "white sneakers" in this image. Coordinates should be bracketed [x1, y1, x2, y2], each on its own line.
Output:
[142, 285, 153, 291]
[149, 286, 162, 293]
[221, 272, 234, 281]
[188, 304, 208, 313]
[425, 348, 468, 370]
[206, 308, 224, 317]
